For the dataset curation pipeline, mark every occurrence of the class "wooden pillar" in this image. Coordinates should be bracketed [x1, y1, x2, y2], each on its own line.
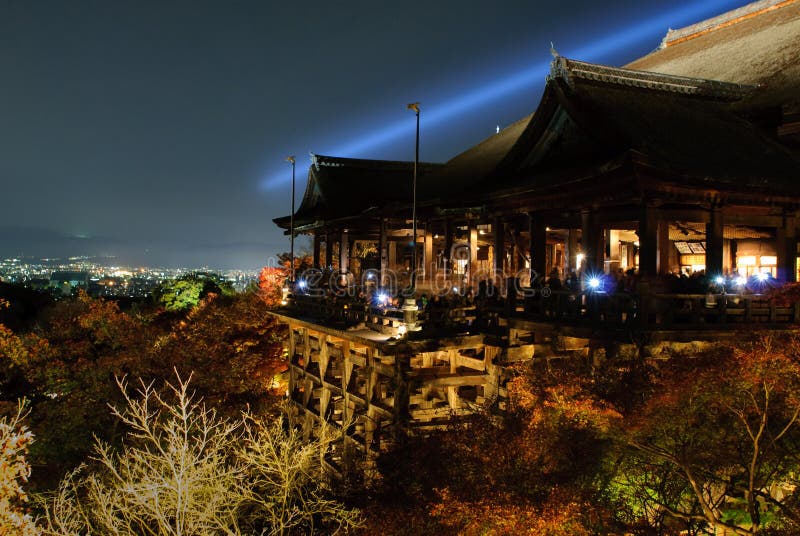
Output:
[493, 217, 504, 279]
[639, 204, 658, 278]
[567, 228, 578, 274]
[443, 218, 453, 272]
[777, 211, 798, 283]
[339, 231, 349, 273]
[424, 229, 434, 285]
[706, 204, 724, 278]
[348, 237, 357, 277]
[379, 218, 388, 286]
[657, 220, 671, 275]
[288, 326, 296, 395]
[392, 354, 410, 438]
[515, 227, 526, 274]
[312, 231, 321, 269]
[340, 340, 352, 468]
[581, 209, 603, 274]
[388, 239, 397, 271]
[325, 231, 334, 269]
[529, 212, 547, 282]
[468, 222, 478, 289]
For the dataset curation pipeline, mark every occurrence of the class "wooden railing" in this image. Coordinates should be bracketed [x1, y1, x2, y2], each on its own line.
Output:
[286, 290, 799, 334]
[522, 290, 800, 329]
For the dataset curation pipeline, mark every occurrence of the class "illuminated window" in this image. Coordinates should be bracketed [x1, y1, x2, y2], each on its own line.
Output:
[680, 255, 705, 266]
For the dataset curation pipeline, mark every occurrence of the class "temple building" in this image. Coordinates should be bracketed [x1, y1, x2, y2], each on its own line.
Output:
[270, 0, 800, 471]
[277, 0, 800, 294]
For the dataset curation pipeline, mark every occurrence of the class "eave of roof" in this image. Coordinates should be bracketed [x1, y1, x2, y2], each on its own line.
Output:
[274, 154, 444, 229]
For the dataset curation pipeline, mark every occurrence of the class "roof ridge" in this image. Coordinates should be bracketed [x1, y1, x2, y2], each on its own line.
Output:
[662, 0, 799, 48]
[310, 153, 441, 170]
[549, 57, 756, 100]
[443, 113, 533, 164]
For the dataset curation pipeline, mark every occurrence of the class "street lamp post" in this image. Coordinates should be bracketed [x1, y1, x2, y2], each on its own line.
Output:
[407, 102, 420, 292]
[287, 155, 296, 283]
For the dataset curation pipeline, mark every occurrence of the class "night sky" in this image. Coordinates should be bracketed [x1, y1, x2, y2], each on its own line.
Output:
[0, 0, 751, 270]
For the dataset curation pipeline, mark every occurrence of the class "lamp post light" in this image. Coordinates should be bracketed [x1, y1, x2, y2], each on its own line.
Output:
[407, 102, 420, 293]
[287, 155, 296, 283]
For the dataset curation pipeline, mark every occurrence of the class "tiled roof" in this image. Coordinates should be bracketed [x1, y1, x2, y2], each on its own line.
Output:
[626, 0, 800, 110]
[549, 57, 755, 101]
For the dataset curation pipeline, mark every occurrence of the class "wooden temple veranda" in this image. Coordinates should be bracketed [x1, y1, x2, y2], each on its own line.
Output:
[269, 0, 800, 472]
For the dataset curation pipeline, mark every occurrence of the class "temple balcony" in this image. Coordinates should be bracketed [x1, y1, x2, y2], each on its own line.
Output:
[277, 282, 800, 349]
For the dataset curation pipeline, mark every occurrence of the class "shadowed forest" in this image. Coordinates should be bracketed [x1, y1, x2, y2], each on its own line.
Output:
[3, 274, 800, 535]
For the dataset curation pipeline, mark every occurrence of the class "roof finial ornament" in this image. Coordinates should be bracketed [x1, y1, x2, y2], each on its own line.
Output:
[550, 41, 559, 58]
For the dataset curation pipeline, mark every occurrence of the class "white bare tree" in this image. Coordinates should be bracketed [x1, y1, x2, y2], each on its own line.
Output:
[41, 373, 361, 535]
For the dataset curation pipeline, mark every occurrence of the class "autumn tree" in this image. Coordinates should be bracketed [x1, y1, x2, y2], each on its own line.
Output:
[257, 266, 288, 307]
[152, 290, 287, 414]
[0, 402, 39, 536]
[617, 336, 800, 535]
[152, 272, 235, 312]
[367, 360, 622, 534]
[6, 292, 162, 482]
[277, 251, 314, 275]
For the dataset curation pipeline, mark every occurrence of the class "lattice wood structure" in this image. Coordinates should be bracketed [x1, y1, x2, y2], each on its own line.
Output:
[281, 313, 538, 475]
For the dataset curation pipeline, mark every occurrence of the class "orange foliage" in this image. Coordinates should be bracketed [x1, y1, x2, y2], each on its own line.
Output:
[428, 488, 594, 536]
[767, 281, 800, 306]
[369, 361, 621, 534]
[154, 291, 287, 411]
[257, 266, 287, 307]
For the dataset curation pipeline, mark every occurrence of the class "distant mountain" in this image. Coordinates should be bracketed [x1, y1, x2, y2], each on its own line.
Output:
[0, 225, 283, 269]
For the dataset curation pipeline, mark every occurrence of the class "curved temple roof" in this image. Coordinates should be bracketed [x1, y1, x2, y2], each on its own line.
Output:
[273, 154, 442, 231]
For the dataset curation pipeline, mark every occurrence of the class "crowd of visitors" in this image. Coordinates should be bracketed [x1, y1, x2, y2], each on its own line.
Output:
[287, 266, 782, 330]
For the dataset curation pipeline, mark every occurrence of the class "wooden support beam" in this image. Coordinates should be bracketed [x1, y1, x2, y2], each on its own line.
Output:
[777, 211, 798, 283]
[468, 223, 478, 289]
[424, 230, 434, 285]
[422, 373, 490, 387]
[339, 231, 349, 273]
[493, 216, 504, 278]
[706, 204, 724, 278]
[566, 228, 578, 274]
[444, 217, 454, 276]
[657, 220, 671, 275]
[318, 334, 329, 382]
[288, 328, 297, 395]
[529, 211, 547, 282]
[379, 218, 388, 287]
[581, 209, 604, 274]
[302, 328, 311, 371]
[639, 203, 658, 278]
[325, 231, 334, 270]
[313, 231, 321, 270]
[454, 353, 487, 371]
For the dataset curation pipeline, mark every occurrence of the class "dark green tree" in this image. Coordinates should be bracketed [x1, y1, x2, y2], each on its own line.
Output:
[152, 272, 235, 312]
